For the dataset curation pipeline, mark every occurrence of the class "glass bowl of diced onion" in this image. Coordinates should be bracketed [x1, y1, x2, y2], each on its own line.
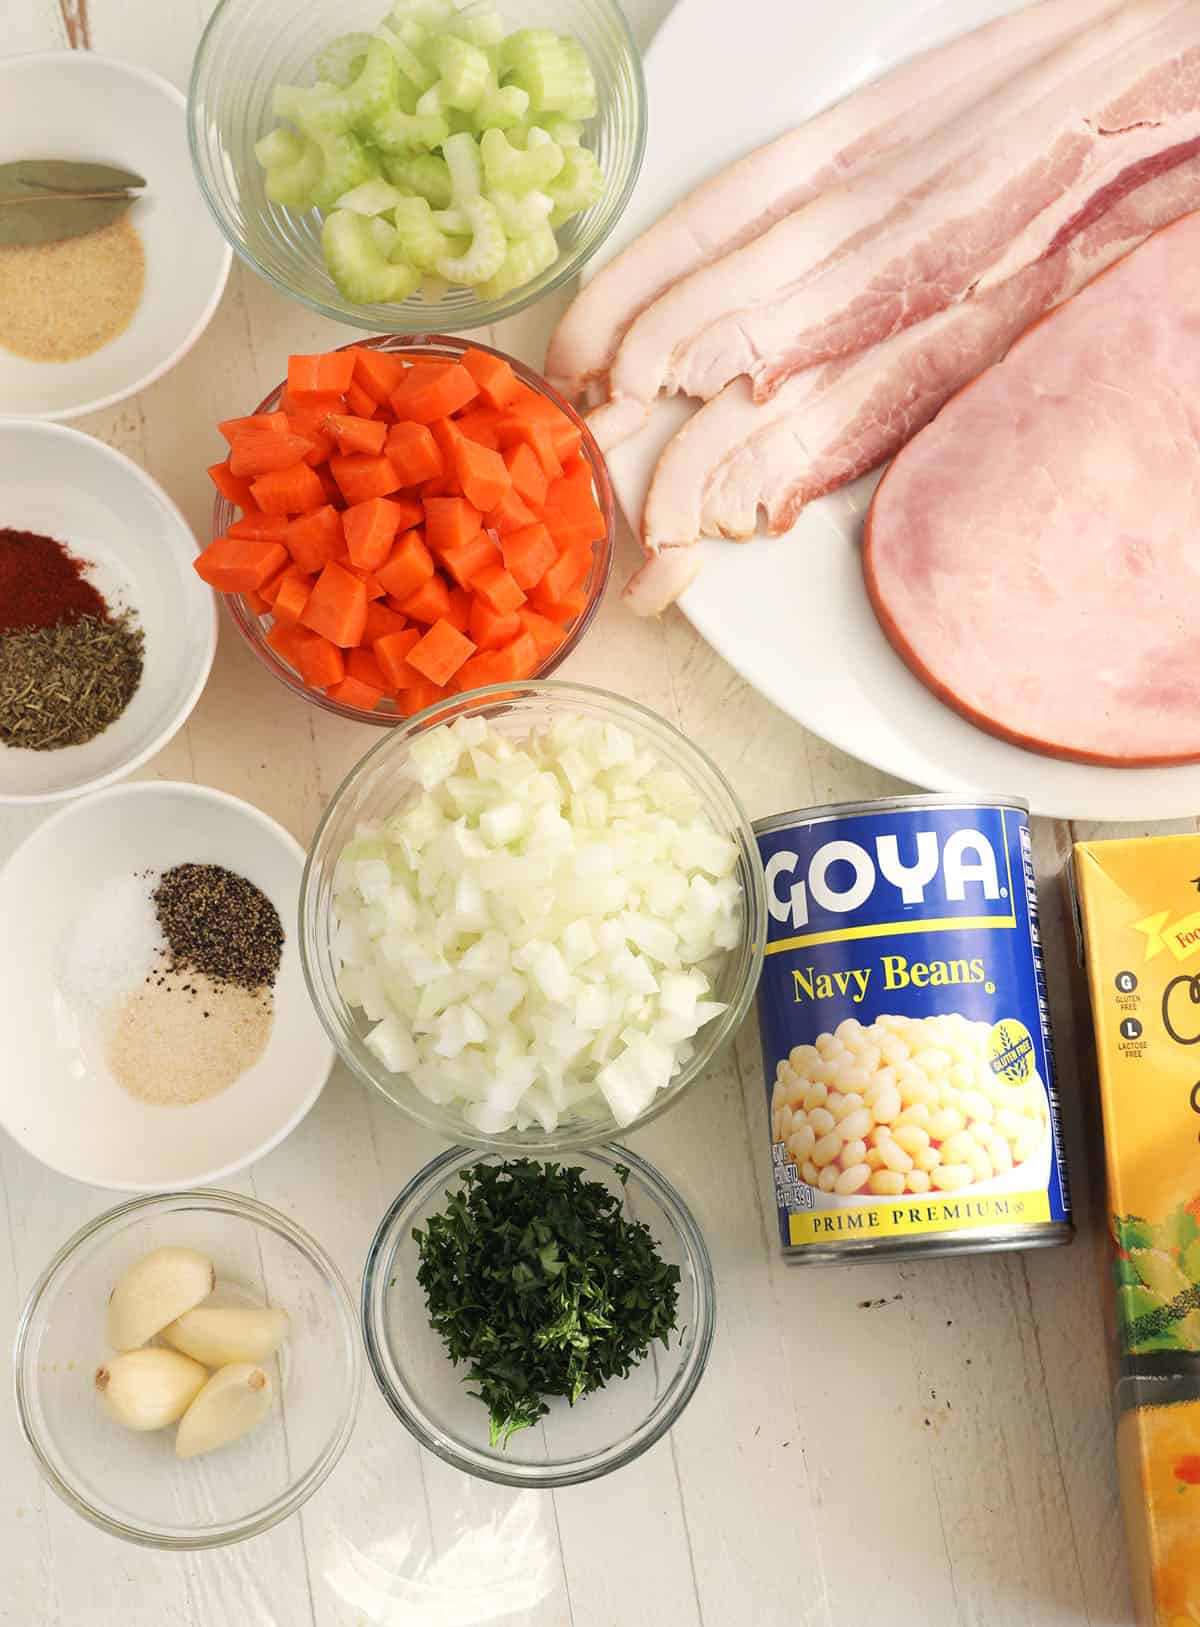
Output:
[188, 0, 646, 331]
[299, 681, 767, 1150]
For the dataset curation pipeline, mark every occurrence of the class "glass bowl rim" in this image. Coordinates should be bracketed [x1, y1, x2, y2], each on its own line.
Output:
[13, 1188, 364, 1551]
[186, 0, 648, 333]
[297, 676, 769, 1151]
[360, 1141, 716, 1488]
[215, 333, 616, 726]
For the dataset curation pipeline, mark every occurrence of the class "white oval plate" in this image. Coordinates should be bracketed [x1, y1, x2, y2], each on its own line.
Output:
[0, 52, 231, 421]
[0, 420, 217, 803]
[0, 781, 334, 1190]
[593, 0, 1200, 821]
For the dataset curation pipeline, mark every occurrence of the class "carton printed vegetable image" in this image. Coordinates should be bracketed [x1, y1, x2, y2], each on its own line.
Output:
[1116, 1200, 1200, 1356]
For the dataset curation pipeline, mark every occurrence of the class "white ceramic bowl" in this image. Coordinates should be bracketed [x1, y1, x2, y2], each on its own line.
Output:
[0, 420, 217, 804]
[0, 781, 335, 1190]
[0, 52, 231, 421]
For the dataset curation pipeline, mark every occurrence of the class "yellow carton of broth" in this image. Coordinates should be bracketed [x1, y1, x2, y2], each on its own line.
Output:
[1075, 837, 1200, 1626]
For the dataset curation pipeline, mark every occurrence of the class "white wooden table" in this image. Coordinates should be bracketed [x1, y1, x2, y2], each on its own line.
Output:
[0, 2, 1158, 1622]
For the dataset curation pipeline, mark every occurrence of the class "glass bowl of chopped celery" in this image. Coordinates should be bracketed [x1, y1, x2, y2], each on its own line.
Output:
[299, 680, 767, 1149]
[188, 0, 646, 329]
[361, 1144, 715, 1486]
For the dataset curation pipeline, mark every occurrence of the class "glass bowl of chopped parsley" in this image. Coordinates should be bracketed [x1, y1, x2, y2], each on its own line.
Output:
[361, 1143, 714, 1486]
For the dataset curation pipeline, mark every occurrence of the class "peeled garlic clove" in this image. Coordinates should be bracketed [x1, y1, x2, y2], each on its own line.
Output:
[161, 1306, 288, 1367]
[176, 1363, 274, 1460]
[95, 1349, 209, 1431]
[107, 1246, 215, 1351]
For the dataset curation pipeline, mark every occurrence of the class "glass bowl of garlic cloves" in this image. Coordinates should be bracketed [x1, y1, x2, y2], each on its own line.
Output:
[13, 1190, 362, 1549]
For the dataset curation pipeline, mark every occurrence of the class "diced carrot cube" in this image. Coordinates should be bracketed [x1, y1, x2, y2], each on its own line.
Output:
[250, 462, 326, 516]
[300, 560, 369, 648]
[503, 441, 548, 507]
[461, 347, 520, 410]
[218, 410, 290, 444]
[258, 565, 288, 606]
[455, 406, 502, 449]
[294, 631, 345, 689]
[424, 495, 482, 556]
[346, 646, 391, 693]
[440, 532, 500, 588]
[228, 430, 317, 478]
[343, 380, 380, 421]
[374, 628, 422, 688]
[390, 361, 478, 424]
[528, 583, 588, 622]
[485, 488, 537, 536]
[501, 523, 557, 591]
[326, 674, 383, 711]
[489, 629, 540, 681]
[397, 573, 451, 625]
[455, 437, 511, 512]
[396, 677, 449, 716]
[272, 568, 315, 625]
[194, 536, 287, 595]
[351, 345, 407, 404]
[285, 505, 344, 574]
[330, 453, 402, 504]
[288, 350, 355, 401]
[376, 530, 435, 602]
[266, 620, 309, 668]
[469, 598, 522, 651]
[363, 601, 408, 645]
[244, 588, 270, 616]
[518, 608, 569, 661]
[538, 545, 593, 604]
[471, 563, 525, 615]
[324, 413, 387, 457]
[444, 587, 471, 634]
[228, 513, 291, 542]
[452, 650, 501, 692]
[496, 416, 562, 480]
[406, 618, 476, 687]
[207, 460, 258, 511]
[385, 421, 443, 486]
[343, 496, 405, 571]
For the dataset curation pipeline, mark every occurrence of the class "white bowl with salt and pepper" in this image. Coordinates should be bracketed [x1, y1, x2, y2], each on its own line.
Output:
[0, 781, 334, 1190]
[0, 420, 216, 804]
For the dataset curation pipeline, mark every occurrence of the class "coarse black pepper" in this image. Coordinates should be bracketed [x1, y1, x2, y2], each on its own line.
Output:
[152, 863, 284, 992]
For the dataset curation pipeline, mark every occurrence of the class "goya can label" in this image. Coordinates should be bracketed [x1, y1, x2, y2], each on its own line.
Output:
[755, 796, 1072, 1260]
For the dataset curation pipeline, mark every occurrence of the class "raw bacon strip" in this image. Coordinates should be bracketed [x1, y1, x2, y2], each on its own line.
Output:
[597, 0, 1200, 448]
[544, 0, 1122, 400]
[863, 210, 1200, 765]
[629, 137, 1200, 612]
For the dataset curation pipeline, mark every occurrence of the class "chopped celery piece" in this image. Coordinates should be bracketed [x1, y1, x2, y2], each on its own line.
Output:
[435, 195, 506, 284]
[392, 195, 451, 271]
[334, 178, 410, 215]
[257, 129, 325, 209]
[388, 0, 454, 25]
[437, 6, 503, 48]
[385, 152, 453, 209]
[546, 146, 603, 223]
[428, 35, 491, 111]
[420, 273, 450, 303]
[311, 130, 376, 210]
[416, 82, 445, 117]
[432, 205, 470, 235]
[500, 29, 585, 114]
[314, 32, 372, 87]
[339, 36, 401, 127]
[490, 187, 553, 237]
[443, 130, 483, 201]
[323, 210, 420, 302]
[480, 126, 563, 194]
[371, 109, 450, 153]
[476, 80, 529, 130]
[274, 37, 397, 134]
[543, 118, 583, 147]
[476, 223, 557, 301]
[557, 38, 598, 119]
[369, 215, 400, 257]
[376, 23, 437, 93]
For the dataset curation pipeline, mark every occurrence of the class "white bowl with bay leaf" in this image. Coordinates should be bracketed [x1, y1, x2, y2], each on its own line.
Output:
[0, 780, 335, 1190]
[0, 52, 231, 420]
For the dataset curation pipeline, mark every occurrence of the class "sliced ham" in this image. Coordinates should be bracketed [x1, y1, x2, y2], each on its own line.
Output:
[631, 139, 1200, 602]
[863, 210, 1200, 765]
[596, 0, 1200, 450]
[544, 0, 1123, 400]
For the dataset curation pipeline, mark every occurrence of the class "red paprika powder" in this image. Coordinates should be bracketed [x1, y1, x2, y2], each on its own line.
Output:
[0, 528, 111, 633]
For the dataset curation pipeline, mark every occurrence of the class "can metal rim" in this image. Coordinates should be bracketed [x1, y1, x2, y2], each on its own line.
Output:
[752, 791, 1031, 838]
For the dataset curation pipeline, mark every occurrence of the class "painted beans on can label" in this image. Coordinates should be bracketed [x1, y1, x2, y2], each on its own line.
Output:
[755, 795, 1072, 1263]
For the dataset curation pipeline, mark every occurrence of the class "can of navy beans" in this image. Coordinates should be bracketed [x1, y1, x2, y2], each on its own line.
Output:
[754, 795, 1073, 1263]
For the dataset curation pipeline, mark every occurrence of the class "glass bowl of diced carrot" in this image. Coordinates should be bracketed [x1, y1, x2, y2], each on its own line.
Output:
[202, 334, 614, 723]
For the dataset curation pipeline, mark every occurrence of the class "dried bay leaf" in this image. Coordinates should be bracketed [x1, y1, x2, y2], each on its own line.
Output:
[0, 159, 145, 247]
